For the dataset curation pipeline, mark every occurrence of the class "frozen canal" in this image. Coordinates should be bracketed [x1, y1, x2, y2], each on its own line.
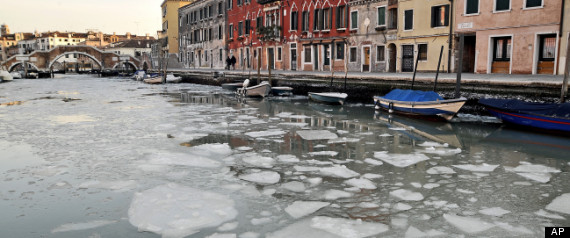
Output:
[1, 74, 569, 238]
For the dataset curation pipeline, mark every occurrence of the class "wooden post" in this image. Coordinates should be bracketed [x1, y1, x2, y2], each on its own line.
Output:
[562, 39, 570, 103]
[434, 45, 444, 91]
[455, 34, 464, 99]
[411, 48, 420, 90]
[330, 41, 335, 90]
[344, 40, 348, 91]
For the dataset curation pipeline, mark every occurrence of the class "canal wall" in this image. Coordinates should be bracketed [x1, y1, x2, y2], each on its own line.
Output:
[170, 69, 565, 114]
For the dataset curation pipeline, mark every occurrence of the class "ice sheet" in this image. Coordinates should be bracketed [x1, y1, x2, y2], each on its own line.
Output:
[285, 201, 330, 218]
[296, 130, 338, 140]
[309, 151, 339, 156]
[323, 189, 353, 200]
[546, 193, 570, 215]
[374, 152, 430, 168]
[128, 183, 238, 237]
[426, 166, 455, 175]
[344, 178, 377, 190]
[452, 164, 499, 172]
[239, 171, 281, 184]
[443, 214, 495, 234]
[390, 189, 424, 201]
[245, 130, 287, 138]
[52, 220, 117, 233]
[319, 165, 360, 178]
[479, 207, 511, 217]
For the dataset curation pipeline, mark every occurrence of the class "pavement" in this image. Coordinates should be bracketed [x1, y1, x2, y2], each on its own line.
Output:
[167, 67, 567, 87]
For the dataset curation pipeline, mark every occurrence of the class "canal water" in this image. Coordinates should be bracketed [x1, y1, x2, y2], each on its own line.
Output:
[1, 74, 569, 238]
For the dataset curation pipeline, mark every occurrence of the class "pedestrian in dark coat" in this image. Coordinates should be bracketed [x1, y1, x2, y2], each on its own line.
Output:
[230, 55, 237, 70]
[226, 56, 231, 70]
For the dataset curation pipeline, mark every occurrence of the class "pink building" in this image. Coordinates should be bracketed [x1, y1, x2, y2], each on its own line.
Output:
[455, 0, 563, 75]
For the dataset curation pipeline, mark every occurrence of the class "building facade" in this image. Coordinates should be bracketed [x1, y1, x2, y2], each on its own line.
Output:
[559, 0, 570, 75]
[161, 0, 194, 58]
[179, 0, 227, 69]
[455, 0, 562, 75]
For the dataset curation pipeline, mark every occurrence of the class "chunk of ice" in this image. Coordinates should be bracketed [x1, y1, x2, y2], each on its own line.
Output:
[242, 155, 275, 168]
[374, 152, 430, 168]
[296, 130, 338, 140]
[362, 173, 383, 179]
[285, 201, 330, 218]
[280, 181, 306, 192]
[452, 164, 499, 172]
[319, 165, 360, 178]
[78, 180, 137, 191]
[516, 172, 551, 183]
[309, 216, 390, 237]
[245, 130, 286, 138]
[128, 183, 238, 238]
[146, 152, 221, 168]
[426, 166, 455, 175]
[239, 171, 281, 185]
[52, 220, 117, 233]
[394, 203, 412, 211]
[277, 154, 300, 163]
[207, 233, 237, 238]
[324, 189, 353, 200]
[546, 193, 570, 215]
[479, 207, 511, 217]
[390, 189, 424, 201]
[405, 226, 426, 238]
[308, 151, 339, 157]
[511, 163, 561, 173]
[443, 214, 495, 234]
[344, 178, 377, 190]
[535, 209, 566, 220]
[363, 158, 383, 166]
[218, 222, 239, 231]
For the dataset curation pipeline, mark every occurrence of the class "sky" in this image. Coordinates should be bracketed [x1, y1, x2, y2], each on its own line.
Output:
[0, 0, 162, 37]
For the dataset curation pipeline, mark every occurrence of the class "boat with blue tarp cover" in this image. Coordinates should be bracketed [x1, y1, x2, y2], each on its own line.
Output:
[478, 98, 570, 133]
[373, 89, 467, 121]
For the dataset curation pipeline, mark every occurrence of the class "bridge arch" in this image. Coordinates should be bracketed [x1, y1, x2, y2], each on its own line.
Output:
[48, 51, 103, 70]
[111, 62, 138, 71]
[8, 62, 40, 72]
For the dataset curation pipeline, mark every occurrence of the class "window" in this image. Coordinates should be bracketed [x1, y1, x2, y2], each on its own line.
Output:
[336, 42, 344, 60]
[431, 5, 449, 27]
[304, 46, 312, 63]
[404, 10, 413, 30]
[257, 16, 262, 30]
[418, 44, 427, 61]
[465, 0, 479, 14]
[291, 11, 298, 31]
[313, 9, 320, 31]
[162, 6, 167, 17]
[525, 0, 542, 8]
[277, 47, 282, 61]
[209, 5, 213, 18]
[336, 5, 347, 29]
[245, 19, 251, 35]
[228, 0, 232, 10]
[539, 35, 556, 61]
[376, 45, 385, 61]
[350, 11, 358, 30]
[322, 8, 331, 30]
[493, 37, 511, 61]
[238, 21, 243, 36]
[377, 7, 386, 26]
[302, 11, 309, 31]
[218, 25, 223, 39]
[218, 2, 223, 15]
[237, 0, 242, 6]
[349, 47, 357, 62]
[229, 24, 234, 38]
[205, 51, 208, 61]
[495, 0, 510, 12]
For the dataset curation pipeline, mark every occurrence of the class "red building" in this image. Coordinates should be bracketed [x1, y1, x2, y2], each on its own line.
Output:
[227, 0, 350, 72]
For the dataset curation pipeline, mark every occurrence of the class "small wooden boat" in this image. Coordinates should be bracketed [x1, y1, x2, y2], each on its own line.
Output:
[0, 70, 13, 82]
[271, 86, 293, 96]
[221, 82, 243, 91]
[373, 89, 466, 121]
[308, 92, 348, 105]
[143, 76, 163, 84]
[479, 98, 570, 133]
[237, 80, 271, 97]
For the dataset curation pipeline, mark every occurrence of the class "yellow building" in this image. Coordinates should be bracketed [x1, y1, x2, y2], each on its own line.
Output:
[160, 0, 194, 56]
[396, 0, 452, 73]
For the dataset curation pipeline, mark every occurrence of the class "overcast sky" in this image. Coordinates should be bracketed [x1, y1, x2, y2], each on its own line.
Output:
[0, 0, 162, 36]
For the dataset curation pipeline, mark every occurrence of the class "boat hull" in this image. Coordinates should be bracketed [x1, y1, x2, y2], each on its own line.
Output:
[373, 96, 466, 121]
[485, 108, 570, 132]
[143, 76, 163, 84]
[308, 92, 348, 105]
[238, 83, 271, 97]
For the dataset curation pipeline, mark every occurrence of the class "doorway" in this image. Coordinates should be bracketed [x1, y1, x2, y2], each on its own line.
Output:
[313, 45, 319, 71]
[402, 45, 414, 72]
[268, 48, 275, 70]
[463, 35, 476, 73]
[362, 46, 371, 72]
[491, 36, 511, 74]
[537, 34, 556, 74]
[291, 43, 297, 71]
[388, 44, 397, 72]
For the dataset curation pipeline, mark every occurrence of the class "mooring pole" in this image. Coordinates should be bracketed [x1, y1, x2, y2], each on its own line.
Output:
[562, 39, 570, 103]
[455, 34, 464, 99]
[411, 48, 420, 90]
[434, 45, 444, 91]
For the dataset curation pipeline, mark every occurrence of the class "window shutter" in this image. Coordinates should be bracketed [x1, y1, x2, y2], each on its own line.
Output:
[444, 5, 449, 26]
[430, 7, 436, 28]
[335, 7, 340, 28]
[314, 9, 319, 30]
[345, 6, 349, 28]
[329, 9, 332, 29]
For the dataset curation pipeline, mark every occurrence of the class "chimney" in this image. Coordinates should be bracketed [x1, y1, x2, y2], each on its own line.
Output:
[127, 32, 131, 39]
[146, 33, 150, 40]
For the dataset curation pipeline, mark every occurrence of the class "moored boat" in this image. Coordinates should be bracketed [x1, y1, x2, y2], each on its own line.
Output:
[271, 86, 293, 96]
[0, 70, 13, 82]
[237, 80, 271, 97]
[308, 92, 348, 105]
[373, 89, 466, 121]
[143, 76, 163, 84]
[478, 98, 570, 133]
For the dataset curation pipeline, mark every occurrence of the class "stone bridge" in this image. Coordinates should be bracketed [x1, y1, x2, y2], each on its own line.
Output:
[1, 45, 142, 72]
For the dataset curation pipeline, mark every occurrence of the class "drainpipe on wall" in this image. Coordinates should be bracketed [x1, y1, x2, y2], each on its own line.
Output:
[447, 0, 454, 73]
[556, 0, 566, 75]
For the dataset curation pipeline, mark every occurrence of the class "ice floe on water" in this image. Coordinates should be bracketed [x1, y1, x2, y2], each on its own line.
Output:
[128, 183, 238, 238]
[285, 201, 330, 218]
[296, 130, 338, 140]
[308, 151, 339, 157]
[546, 193, 570, 215]
[267, 216, 389, 238]
[238, 171, 281, 184]
[390, 189, 424, 201]
[506, 162, 561, 183]
[241, 153, 275, 168]
[363, 158, 383, 166]
[452, 163, 499, 172]
[344, 178, 377, 190]
[280, 181, 306, 192]
[420, 147, 462, 156]
[374, 152, 430, 168]
[443, 214, 494, 234]
[276, 154, 300, 163]
[319, 165, 360, 178]
[51, 220, 117, 233]
[323, 189, 353, 200]
[245, 130, 287, 138]
[144, 151, 221, 168]
[426, 166, 455, 175]
[478, 207, 511, 217]
[535, 209, 566, 220]
[405, 226, 446, 238]
[78, 180, 137, 191]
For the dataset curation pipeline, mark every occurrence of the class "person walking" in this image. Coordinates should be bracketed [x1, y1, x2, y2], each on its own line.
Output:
[230, 55, 236, 70]
[226, 56, 231, 70]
